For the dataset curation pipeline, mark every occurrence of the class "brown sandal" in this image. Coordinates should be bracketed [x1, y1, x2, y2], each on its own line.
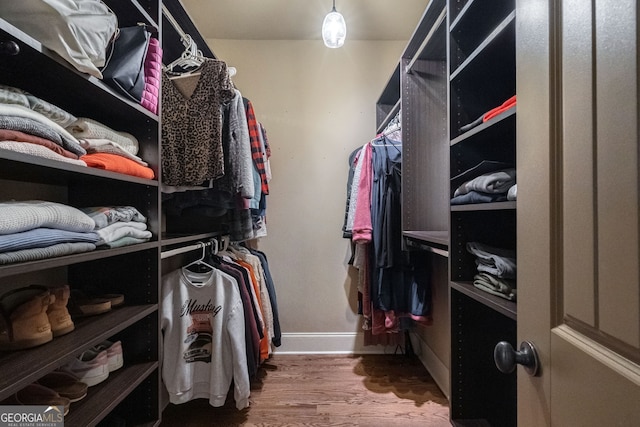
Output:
[37, 371, 87, 403]
[68, 290, 111, 317]
[15, 383, 70, 415]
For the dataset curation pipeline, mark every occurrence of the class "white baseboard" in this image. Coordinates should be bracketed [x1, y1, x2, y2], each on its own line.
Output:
[409, 331, 450, 399]
[273, 332, 398, 355]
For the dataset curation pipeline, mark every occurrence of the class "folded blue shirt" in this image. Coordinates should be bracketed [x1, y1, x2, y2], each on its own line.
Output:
[0, 227, 100, 253]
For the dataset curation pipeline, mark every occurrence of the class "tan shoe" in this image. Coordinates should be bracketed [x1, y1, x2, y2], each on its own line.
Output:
[47, 285, 74, 337]
[0, 285, 53, 350]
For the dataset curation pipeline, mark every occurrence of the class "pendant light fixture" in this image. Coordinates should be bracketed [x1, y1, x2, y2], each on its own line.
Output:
[322, 0, 346, 48]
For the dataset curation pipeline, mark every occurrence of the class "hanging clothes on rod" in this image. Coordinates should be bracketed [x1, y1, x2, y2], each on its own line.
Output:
[161, 5, 273, 242]
[342, 109, 432, 346]
[161, 246, 250, 410]
[379, 110, 402, 143]
[161, 238, 282, 409]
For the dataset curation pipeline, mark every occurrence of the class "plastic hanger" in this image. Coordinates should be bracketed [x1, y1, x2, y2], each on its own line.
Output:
[165, 34, 205, 77]
[183, 240, 217, 273]
[220, 235, 230, 252]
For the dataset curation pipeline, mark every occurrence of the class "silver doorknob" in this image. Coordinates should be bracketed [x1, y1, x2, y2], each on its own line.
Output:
[494, 341, 540, 376]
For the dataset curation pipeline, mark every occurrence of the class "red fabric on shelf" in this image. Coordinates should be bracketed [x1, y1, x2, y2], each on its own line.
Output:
[483, 95, 516, 122]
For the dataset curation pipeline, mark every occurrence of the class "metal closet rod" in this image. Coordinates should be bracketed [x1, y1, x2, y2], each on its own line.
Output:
[161, 236, 229, 259]
[162, 4, 189, 43]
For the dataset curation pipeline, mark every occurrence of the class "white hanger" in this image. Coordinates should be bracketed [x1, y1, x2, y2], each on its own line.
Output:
[183, 240, 217, 273]
[220, 235, 230, 252]
[165, 34, 205, 75]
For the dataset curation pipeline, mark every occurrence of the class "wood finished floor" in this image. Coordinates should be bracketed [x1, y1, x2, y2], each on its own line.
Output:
[160, 354, 450, 426]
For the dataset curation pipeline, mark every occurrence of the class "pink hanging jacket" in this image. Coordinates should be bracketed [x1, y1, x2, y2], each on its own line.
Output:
[141, 37, 162, 114]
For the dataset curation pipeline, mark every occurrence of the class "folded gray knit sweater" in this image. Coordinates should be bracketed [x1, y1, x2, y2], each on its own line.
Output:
[0, 200, 95, 235]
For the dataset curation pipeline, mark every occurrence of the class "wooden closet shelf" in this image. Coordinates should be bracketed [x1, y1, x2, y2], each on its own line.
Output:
[403, 0, 446, 59]
[0, 150, 159, 187]
[376, 99, 401, 135]
[450, 108, 516, 147]
[0, 242, 159, 279]
[406, 6, 447, 70]
[377, 63, 401, 107]
[0, 304, 157, 400]
[403, 230, 449, 247]
[64, 361, 158, 427]
[449, 11, 515, 81]
[451, 201, 516, 212]
[104, 0, 158, 28]
[451, 281, 516, 320]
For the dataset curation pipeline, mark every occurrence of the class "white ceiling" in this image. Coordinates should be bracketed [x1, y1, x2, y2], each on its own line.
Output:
[181, 0, 430, 41]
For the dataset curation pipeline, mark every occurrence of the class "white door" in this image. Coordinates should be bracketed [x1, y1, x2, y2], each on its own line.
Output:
[516, 0, 640, 425]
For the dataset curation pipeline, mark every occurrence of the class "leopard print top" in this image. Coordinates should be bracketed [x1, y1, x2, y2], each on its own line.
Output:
[161, 59, 234, 186]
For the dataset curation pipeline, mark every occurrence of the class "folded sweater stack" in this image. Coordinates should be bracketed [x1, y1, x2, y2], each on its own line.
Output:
[0, 201, 98, 265]
[466, 241, 516, 301]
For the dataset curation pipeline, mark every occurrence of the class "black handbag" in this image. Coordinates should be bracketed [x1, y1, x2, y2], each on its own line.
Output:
[102, 25, 150, 102]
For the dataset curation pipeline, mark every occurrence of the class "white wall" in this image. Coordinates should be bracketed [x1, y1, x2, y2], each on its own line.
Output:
[209, 39, 405, 352]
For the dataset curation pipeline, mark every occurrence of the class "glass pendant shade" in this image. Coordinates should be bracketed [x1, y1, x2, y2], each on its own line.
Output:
[322, 8, 346, 48]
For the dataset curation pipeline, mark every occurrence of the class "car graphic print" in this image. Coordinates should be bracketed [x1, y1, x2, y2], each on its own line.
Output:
[183, 311, 212, 363]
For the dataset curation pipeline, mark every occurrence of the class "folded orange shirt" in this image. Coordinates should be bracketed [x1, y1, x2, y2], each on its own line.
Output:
[483, 95, 516, 122]
[81, 152, 155, 179]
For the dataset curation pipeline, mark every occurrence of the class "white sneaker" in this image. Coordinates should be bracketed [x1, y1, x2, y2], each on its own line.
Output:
[60, 348, 109, 387]
[94, 340, 123, 372]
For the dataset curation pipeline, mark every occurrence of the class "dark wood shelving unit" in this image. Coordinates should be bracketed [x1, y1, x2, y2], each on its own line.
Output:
[374, 0, 451, 413]
[0, 305, 156, 400]
[373, 0, 522, 423]
[0, 0, 164, 424]
[375, 63, 401, 133]
[400, 0, 449, 243]
[448, 0, 517, 425]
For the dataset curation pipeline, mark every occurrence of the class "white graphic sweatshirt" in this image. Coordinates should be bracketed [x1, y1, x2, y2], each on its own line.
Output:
[161, 267, 249, 409]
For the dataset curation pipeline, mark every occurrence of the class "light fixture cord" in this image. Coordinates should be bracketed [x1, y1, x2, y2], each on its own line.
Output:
[332, 0, 336, 12]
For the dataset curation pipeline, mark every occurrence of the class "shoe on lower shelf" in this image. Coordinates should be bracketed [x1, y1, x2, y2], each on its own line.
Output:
[37, 371, 88, 403]
[59, 348, 109, 387]
[15, 383, 70, 415]
[68, 290, 111, 317]
[0, 285, 53, 351]
[100, 293, 125, 308]
[94, 340, 124, 372]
